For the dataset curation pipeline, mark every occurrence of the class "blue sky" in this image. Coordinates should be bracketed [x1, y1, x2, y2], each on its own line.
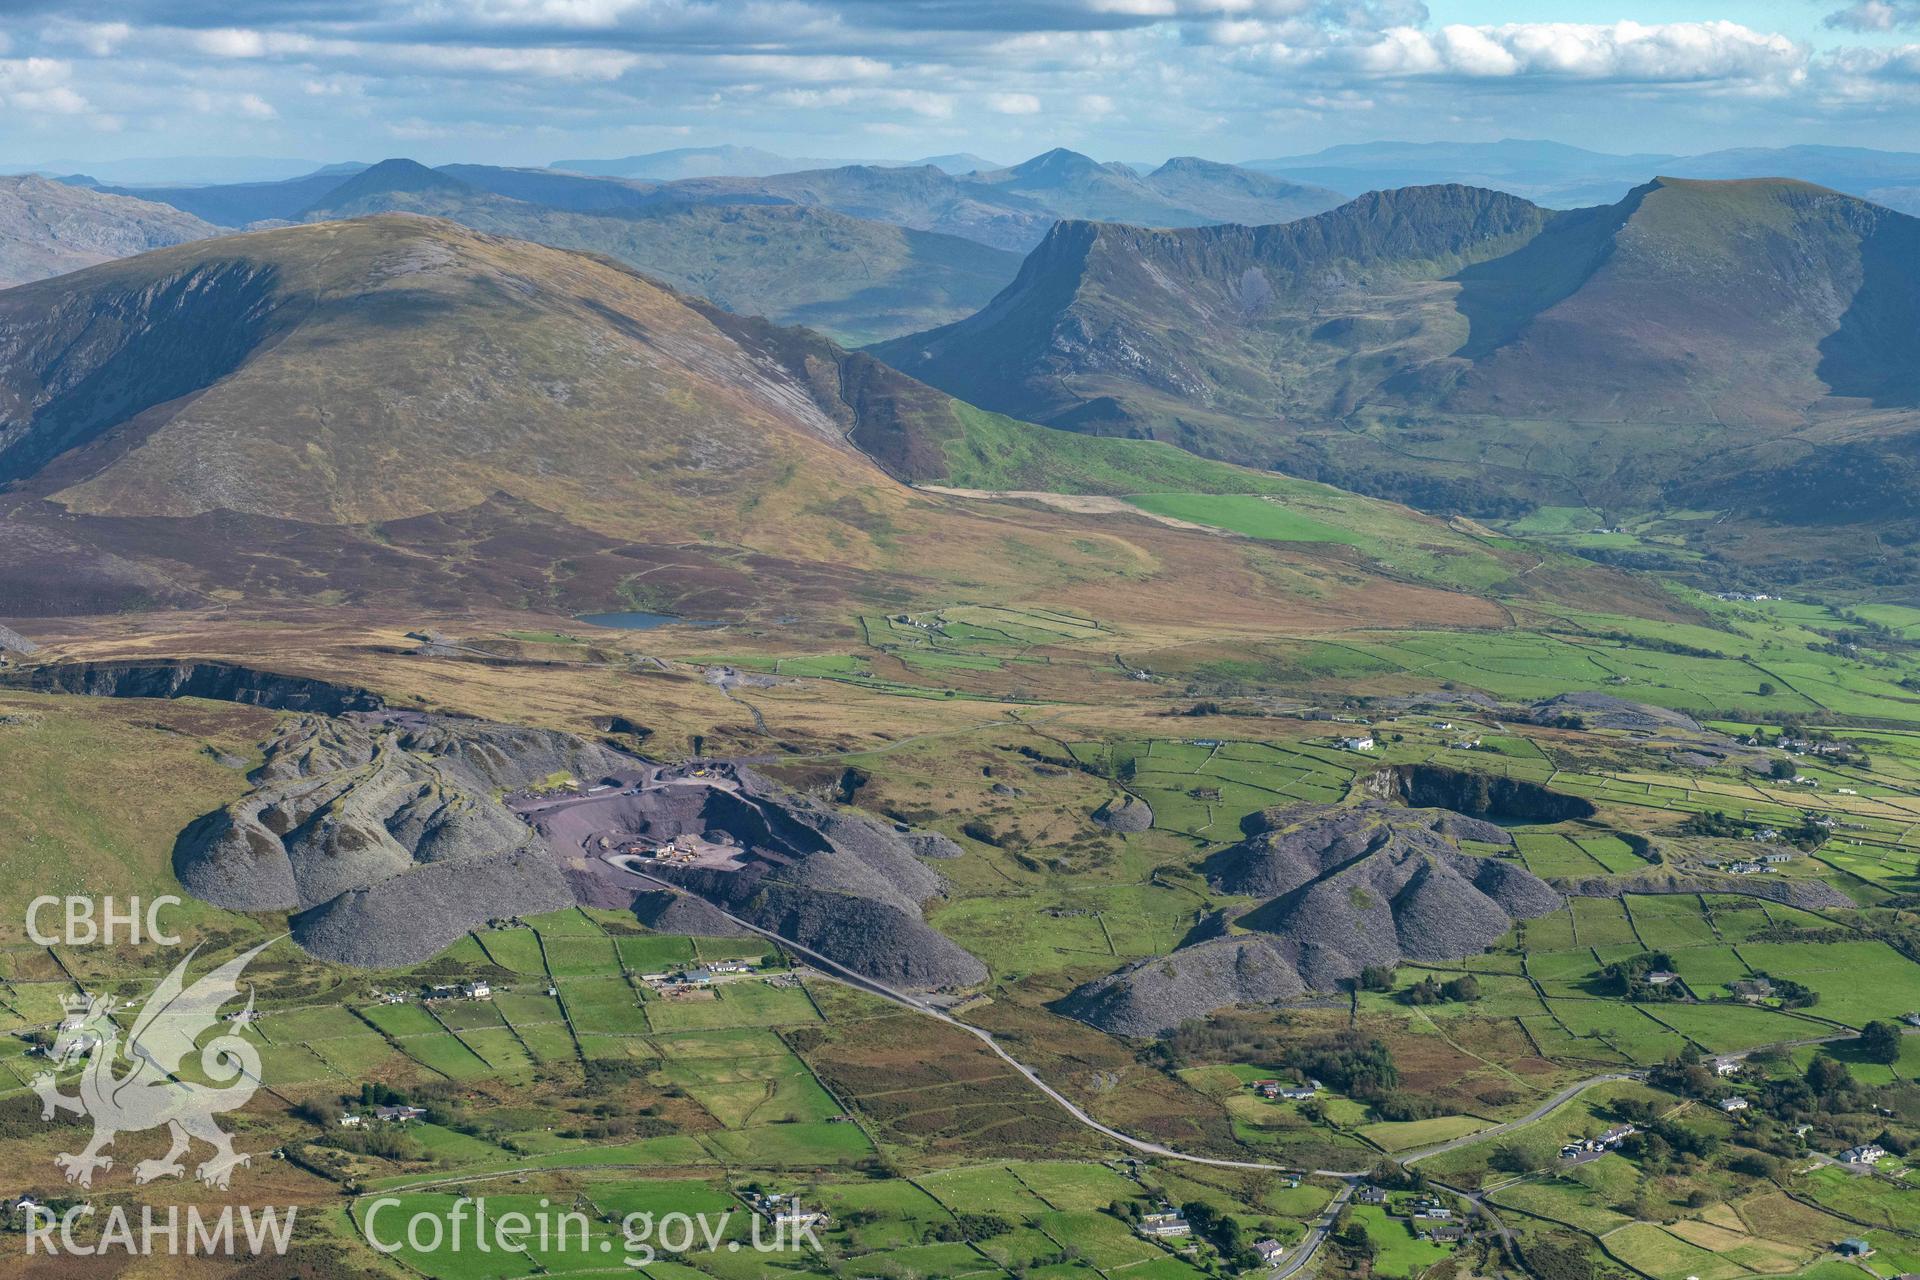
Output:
[4, 1, 1920, 173]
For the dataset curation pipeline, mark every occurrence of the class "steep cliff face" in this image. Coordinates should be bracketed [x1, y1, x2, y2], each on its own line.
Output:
[0, 660, 383, 713]
[873, 178, 1920, 531]
[0, 176, 218, 288]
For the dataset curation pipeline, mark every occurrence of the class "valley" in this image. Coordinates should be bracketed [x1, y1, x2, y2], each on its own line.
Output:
[6, 113, 1920, 1280]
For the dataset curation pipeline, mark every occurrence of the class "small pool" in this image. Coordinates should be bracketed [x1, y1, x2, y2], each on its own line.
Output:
[574, 611, 718, 630]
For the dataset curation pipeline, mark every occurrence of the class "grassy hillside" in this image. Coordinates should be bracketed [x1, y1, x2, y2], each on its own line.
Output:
[874, 177, 1920, 590]
[0, 216, 1555, 638]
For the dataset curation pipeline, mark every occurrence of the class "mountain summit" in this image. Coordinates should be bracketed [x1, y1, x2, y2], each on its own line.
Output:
[874, 176, 1920, 527]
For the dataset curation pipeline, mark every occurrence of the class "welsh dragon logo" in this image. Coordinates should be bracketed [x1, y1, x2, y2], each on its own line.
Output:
[31, 942, 270, 1189]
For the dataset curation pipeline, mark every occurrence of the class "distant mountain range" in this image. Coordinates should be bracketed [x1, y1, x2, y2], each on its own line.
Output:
[31, 150, 1338, 342]
[296, 159, 1020, 345]
[0, 175, 217, 287]
[549, 145, 1002, 179]
[874, 176, 1920, 540]
[95, 148, 1345, 252]
[14, 155, 351, 187]
[638, 149, 1343, 252]
[1246, 139, 1920, 215]
[0, 216, 1546, 636]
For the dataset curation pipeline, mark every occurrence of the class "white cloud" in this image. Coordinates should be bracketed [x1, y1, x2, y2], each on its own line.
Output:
[238, 92, 277, 118]
[1341, 21, 1805, 85]
[988, 91, 1042, 113]
[0, 57, 91, 115]
[1825, 1, 1920, 32]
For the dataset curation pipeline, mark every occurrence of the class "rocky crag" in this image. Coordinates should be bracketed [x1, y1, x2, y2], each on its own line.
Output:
[175, 713, 637, 966]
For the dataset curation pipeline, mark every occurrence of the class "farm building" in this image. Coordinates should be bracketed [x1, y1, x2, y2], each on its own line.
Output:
[1138, 1211, 1191, 1239]
[1838, 1239, 1875, 1258]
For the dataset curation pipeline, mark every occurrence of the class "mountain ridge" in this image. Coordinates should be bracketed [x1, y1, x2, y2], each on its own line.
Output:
[871, 175, 1920, 541]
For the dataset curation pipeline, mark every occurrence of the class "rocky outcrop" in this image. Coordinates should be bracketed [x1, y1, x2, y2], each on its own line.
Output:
[629, 889, 752, 937]
[1057, 937, 1306, 1039]
[1365, 764, 1596, 822]
[0, 659, 382, 713]
[542, 760, 986, 989]
[0, 624, 37, 656]
[292, 849, 574, 967]
[175, 713, 620, 965]
[1092, 794, 1154, 833]
[1529, 692, 1700, 733]
[1059, 803, 1561, 1035]
[1559, 871, 1852, 911]
[637, 770, 987, 989]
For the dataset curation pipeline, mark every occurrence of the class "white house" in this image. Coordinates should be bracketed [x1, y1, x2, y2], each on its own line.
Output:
[1842, 1144, 1887, 1165]
[1138, 1211, 1192, 1239]
[1339, 736, 1375, 752]
[1719, 1097, 1750, 1113]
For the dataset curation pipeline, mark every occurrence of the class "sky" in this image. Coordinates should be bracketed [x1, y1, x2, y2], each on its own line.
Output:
[4, 0, 1920, 174]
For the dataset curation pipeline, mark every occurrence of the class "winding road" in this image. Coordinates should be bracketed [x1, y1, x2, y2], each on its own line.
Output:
[616, 867, 1829, 1280]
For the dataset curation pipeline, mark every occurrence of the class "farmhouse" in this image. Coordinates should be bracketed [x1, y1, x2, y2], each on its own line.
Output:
[1138, 1211, 1192, 1239]
[1759, 851, 1795, 865]
[1645, 971, 1680, 986]
[1338, 736, 1375, 752]
[375, 1104, 426, 1123]
[1719, 1097, 1750, 1113]
[751, 1193, 825, 1229]
[1842, 1143, 1887, 1165]
[462, 981, 492, 1000]
[339, 1114, 363, 1128]
[1254, 1239, 1287, 1265]
[1714, 1058, 1740, 1076]
[1838, 1239, 1875, 1258]
[1421, 1223, 1467, 1243]
[1356, 1186, 1387, 1205]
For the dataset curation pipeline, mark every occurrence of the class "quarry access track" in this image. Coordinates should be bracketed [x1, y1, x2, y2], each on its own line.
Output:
[616, 866, 1659, 1188]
